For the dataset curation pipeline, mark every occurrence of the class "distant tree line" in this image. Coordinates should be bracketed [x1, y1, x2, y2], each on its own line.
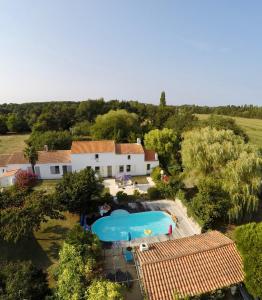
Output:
[0, 99, 261, 136]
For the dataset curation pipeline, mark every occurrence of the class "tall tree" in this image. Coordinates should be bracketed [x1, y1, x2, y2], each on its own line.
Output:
[144, 128, 179, 170]
[160, 91, 166, 106]
[55, 168, 103, 214]
[234, 222, 262, 299]
[181, 127, 262, 222]
[0, 261, 50, 300]
[91, 109, 140, 142]
[0, 189, 62, 242]
[24, 145, 38, 174]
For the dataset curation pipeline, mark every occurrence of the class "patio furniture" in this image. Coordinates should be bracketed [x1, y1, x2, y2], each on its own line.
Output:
[123, 250, 133, 262]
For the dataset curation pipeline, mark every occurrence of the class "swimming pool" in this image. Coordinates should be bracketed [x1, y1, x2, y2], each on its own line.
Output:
[92, 210, 176, 242]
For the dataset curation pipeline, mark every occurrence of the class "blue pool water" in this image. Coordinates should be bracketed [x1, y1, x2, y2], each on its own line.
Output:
[92, 210, 176, 242]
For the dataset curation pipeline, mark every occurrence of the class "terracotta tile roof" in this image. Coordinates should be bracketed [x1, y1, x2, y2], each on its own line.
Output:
[0, 154, 11, 167]
[136, 231, 244, 299]
[144, 149, 157, 161]
[1, 151, 71, 165]
[7, 152, 28, 164]
[0, 169, 20, 178]
[71, 140, 116, 154]
[115, 143, 144, 154]
[37, 150, 71, 164]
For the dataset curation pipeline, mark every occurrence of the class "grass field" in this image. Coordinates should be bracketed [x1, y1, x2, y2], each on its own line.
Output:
[0, 134, 30, 154]
[0, 212, 79, 287]
[34, 179, 62, 193]
[196, 114, 262, 147]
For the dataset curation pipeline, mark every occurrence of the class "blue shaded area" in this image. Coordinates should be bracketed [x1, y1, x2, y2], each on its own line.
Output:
[92, 211, 176, 242]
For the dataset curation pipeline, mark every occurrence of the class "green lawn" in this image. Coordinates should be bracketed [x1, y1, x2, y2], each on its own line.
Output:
[34, 179, 62, 194]
[0, 212, 79, 287]
[196, 114, 262, 147]
[0, 134, 30, 154]
[131, 175, 148, 184]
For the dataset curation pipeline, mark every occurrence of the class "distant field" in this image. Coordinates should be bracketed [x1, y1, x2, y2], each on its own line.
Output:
[196, 114, 262, 147]
[0, 134, 30, 154]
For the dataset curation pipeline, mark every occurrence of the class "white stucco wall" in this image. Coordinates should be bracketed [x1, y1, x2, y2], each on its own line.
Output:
[6, 163, 71, 180]
[71, 152, 159, 177]
[0, 174, 16, 187]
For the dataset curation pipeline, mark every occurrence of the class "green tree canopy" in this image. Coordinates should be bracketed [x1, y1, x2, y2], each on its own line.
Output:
[181, 127, 262, 222]
[0, 260, 50, 300]
[6, 113, 29, 133]
[55, 168, 103, 214]
[86, 279, 124, 300]
[27, 130, 72, 150]
[56, 243, 87, 300]
[144, 128, 179, 170]
[91, 109, 140, 142]
[199, 114, 248, 142]
[24, 145, 38, 173]
[164, 111, 198, 135]
[0, 115, 8, 134]
[181, 127, 246, 177]
[160, 91, 166, 106]
[0, 189, 62, 242]
[234, 222, 262, 299]
[70, 120, 91, 136]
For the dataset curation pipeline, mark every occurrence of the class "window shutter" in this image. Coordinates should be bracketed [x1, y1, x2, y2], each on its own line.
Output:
[50, 166, 55, 174]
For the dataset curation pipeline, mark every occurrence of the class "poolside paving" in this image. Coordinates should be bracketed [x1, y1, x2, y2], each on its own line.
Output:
[100, 198, 202, 299]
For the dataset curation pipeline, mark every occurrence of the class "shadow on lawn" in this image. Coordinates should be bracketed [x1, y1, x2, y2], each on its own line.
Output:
[41, 224, 70, 238]
[0, 236, 52, 269]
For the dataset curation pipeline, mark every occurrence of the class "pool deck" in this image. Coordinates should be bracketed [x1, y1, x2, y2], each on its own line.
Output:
[102, 198, 201, 247]
[101, 198, 202, 300]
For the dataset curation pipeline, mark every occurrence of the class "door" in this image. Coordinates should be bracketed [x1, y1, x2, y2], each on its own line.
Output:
[107, 166, 112, 177]
[34, 166, 41, 178]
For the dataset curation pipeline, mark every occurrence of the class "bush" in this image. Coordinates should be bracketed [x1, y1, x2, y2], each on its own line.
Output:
[0, 261, 50, 300]
[86, 279, 124, 300]
[116, 191, 129, 202]
[15, 170, 38, 189]
[147, 187, 161, 200]
[151, 166, 162, 183]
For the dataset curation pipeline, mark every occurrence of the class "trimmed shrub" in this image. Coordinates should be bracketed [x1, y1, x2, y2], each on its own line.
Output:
[116, 191, 129, 202]
[147, 187, 161, 200]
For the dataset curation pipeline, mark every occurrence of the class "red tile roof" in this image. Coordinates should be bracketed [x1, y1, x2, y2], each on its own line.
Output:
[37, 150, 71, 164]
[136, 231, 244, 299]
[116, 143, 144, 154]
[0, 154, 11, 167]
[144, 149, 157, 161]
[71, 140, 116, 154]
[0, 169, 20, 178]
[0, 150, 71, 165]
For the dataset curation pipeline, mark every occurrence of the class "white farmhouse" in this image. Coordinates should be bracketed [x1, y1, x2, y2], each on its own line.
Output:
[0, 139, 158, 186]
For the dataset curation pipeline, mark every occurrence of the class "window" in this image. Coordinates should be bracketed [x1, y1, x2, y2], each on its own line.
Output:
[119, 165, 124, 173]
[127, 155, 131, 160]
[147, 164, 151, 171]
[62, 165, 72, 174]
[95, 166, 100, 172]
[50, 166, 60, 174]
[126, 165, 131, 172]
[95, 154, 99, 160]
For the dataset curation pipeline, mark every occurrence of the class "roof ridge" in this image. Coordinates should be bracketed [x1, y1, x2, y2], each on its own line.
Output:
[141, 239, 234, 266]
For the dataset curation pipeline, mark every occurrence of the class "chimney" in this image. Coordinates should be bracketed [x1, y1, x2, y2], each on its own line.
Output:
[44, 145, 48, 152]
[136, 138, 141, 145]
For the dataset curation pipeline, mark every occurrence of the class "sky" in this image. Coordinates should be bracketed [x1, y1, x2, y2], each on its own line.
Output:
[0, 0, 262, 106]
